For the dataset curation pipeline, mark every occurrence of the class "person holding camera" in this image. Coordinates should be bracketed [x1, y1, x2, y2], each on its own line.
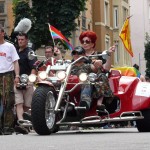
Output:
[14, 33, 37, 134]
[53, 46, 63, 60]
[35, 46, 57, 71]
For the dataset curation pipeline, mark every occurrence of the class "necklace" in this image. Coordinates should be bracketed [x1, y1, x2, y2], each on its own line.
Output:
[86, 50, 95, 56]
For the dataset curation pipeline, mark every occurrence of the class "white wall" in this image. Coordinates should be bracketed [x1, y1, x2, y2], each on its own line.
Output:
[130, 0, 150, 75]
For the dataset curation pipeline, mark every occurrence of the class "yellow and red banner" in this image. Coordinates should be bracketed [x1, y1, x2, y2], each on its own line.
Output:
[119, 17, 133, 57]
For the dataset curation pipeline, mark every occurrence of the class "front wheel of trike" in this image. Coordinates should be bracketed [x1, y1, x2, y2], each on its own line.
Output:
[136, 109, 150, 132]
[31, 85, 58, 135]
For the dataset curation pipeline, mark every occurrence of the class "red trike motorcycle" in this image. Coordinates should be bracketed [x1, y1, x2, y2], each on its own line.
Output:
[28, 51, 150, 135]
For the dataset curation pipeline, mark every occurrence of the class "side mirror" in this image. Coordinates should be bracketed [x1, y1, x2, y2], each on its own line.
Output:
[64, 60, 71, 64]
[28, 51, 36, 60]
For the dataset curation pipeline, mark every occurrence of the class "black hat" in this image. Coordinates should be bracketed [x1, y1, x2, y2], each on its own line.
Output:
[133, 64, 139, 70]
[71, 46, 85, 55]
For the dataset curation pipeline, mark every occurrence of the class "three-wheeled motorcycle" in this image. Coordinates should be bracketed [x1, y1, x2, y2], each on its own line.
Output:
[28, 51, 150, 135]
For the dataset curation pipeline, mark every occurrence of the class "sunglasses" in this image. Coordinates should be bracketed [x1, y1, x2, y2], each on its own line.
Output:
[45, 51, 52, 53]
[72, 51, 84, 55]
[81, 40, 91, 44]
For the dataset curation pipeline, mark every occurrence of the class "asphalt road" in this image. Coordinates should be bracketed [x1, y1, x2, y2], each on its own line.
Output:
[0, 128, 150, 150]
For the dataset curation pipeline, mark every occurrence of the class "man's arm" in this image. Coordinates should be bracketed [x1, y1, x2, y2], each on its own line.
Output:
[54, 47, 63, 60]
[31, 69, 37, 75]
[14, 60, 20, 77]
[103, 56, 112, 71]
[103, 45, 116, 71]
[140, 75, 146, 82]
[13, 60, 20, 84]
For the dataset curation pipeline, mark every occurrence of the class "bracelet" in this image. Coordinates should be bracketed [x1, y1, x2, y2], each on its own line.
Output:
[106, 50, 111, 56]
[15, 75, 20, 78]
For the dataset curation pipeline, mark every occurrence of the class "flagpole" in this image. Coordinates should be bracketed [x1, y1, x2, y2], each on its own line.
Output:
[48, 23, 55, 65]
[47, 23, 74, 51]
[127, 15, 133, 19]
[119, 15, 133, 35]
[48, 23, 56, 47]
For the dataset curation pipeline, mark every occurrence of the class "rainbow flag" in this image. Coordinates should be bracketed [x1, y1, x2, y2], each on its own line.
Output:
[49, 24, 73, 50]
[112, 67, 141, 78]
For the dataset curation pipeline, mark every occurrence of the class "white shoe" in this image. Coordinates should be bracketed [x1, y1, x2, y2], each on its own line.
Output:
[17, 119, 32, 127]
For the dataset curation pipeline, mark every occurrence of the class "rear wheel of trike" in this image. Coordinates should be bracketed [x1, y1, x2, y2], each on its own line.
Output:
[136, 109, 150, 132]
[31, 85, 58, 135]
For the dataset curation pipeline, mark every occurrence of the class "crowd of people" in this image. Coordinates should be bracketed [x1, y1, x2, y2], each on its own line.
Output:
[1, 24, 149, 135]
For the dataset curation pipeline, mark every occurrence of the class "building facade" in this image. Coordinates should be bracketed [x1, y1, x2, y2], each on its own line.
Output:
[0, 0, 14, 35]
[112, 0, 131, 67]
[1, 0, 134, 69]
[92, 0, 131, 67]
[130, 0, 150, 75]
[92, 0, 113, 52]
[71, 0, 93, 47]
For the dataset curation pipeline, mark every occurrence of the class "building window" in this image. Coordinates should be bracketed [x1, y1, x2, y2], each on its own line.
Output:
[0, 20, 5, 27]
[114, 41, 119, 63]
[82, 11, 86, 29]
[88, 24, 90, 30]
[123, 7, 128, 21]
[104, 1, 110, 26]
[114, 6, 118, 28]
[78, 19, 80, 26]
[82, 16, 86, 29]
[149, 5, 150, 19]
[123, 0, 128, 3]
[0, 1, 4, 13]
[105, 35, 110, 50]
[124, 50, 128, 65]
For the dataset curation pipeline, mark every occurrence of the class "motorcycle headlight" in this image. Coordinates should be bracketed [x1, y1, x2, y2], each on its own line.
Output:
[64, 60, 71, 65]
[20, 74, 29, 83]
[39, 71, 47, 80]
[79, 73, 88, 82]
[56, 71, 66, 80]
[56, 60, 63, 65]
[88, 73, 97, 82]
[29, 74, 37, 83]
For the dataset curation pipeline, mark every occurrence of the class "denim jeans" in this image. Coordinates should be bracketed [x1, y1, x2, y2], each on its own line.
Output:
[80, 84, 93, 109]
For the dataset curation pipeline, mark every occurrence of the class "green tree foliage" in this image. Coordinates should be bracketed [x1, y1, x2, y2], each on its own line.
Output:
[12, 0, 32, 27]
[12, 0, 87, 49]
[11, 0, 32, 46]
[144, 33, 150, 78]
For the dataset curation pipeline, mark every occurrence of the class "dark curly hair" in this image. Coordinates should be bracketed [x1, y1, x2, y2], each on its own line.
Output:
[133, 64, 139, 70]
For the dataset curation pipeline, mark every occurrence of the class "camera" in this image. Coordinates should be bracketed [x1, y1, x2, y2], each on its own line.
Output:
[16, 74, 29, 90]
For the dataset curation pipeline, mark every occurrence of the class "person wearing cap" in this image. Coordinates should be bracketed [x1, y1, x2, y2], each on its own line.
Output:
[57, 31, 115, 110]
[133, 64, 145, 82]
[71, 46, 98, 112]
